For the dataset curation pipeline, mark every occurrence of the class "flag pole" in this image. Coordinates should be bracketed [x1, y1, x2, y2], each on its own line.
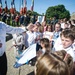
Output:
[19, 0, 21, 12]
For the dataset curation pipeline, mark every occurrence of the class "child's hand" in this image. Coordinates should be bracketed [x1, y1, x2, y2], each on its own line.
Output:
[13, 44, 17, 47]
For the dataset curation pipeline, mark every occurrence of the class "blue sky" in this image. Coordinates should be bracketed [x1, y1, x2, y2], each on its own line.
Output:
[1, 0, 75, 14]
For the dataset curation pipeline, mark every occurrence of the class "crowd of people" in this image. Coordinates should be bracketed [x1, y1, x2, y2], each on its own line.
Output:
[0, 10, 37, 27]
[13, 17, 75, 75]
[0, 9, 75, 75]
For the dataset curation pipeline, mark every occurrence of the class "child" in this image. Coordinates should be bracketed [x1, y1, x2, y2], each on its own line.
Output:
[53, 50, 74, 75]
[35, 52, 69, 75]
[12, 27, 27, 58]
[51, 23, 62, 48]
[43, 25, 53, 40]
[54, 29, 75, 62]
[25, 23, 35, 47]
[36, 38, 50, 57]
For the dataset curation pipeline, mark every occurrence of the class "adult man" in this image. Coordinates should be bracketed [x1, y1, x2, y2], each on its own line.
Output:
[0, 21, 25, 75]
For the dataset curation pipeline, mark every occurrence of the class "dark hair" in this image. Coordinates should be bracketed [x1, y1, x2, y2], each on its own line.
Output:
[71, 26, 75, 39]
[40, 38, 50, 52]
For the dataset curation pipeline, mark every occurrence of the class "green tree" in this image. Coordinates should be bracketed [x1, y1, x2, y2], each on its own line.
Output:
[27, 10, 39, 16]
[45, 5, 70, 20]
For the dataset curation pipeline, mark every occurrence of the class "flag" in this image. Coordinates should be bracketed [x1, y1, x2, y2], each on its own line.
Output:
[23, 0, 27, 14]
[31, 0, 34, 11]
[10, 0, 15, 14]
[11, 0, 14, 8]
[12, 0, 14, 5]
[20, 0, 23, 15]
[24, 0, 27, 7]
[0, 0, 2, 14]
[11, 0, 15, 9]
[0, 0, 2, 7]
[14, 43, 36, 68]
[5, 0, 7, 6]
[5, 0, 8, 12]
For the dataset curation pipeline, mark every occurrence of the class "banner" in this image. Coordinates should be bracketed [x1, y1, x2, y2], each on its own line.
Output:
[20, 0, 23, 14]
[37, 16, 45, 24]
[14, 43, 36, 68]
[23, 0, 27, 14]
[31, 0, 34, 11]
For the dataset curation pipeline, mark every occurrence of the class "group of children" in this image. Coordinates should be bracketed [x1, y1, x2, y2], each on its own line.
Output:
[35, 27, 75, 75]
[12, 19, 75, 75]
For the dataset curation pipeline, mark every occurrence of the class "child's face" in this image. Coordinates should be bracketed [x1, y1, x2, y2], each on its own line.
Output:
[55, 24, 61, 32]
[33, 25, 38, 32]
[61, 35, 74, 49]
[47, 26, 51, 32]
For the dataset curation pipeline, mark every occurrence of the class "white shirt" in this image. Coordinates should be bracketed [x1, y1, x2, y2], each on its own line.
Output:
[15, 34, 23, 45]
[25, 31, 35, 47]
[54, 37, 75, 62]
[64, 46, 75, 62]
[61, 22, 65, 29]
[72, 42, 75, 55]
[0, 21, 25, 56]
[54, 37, 63, 50]
[34, 31, 43, 44]
[43, 31, 53, 40]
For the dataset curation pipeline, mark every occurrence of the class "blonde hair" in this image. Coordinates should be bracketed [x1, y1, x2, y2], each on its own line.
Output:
[38, 26, 44, 33]
[53, 50, 73, 75]
[35, 52, 69, 75]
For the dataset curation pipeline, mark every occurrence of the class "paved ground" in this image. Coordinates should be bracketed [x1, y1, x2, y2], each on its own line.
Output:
[6, 40, 34, 75]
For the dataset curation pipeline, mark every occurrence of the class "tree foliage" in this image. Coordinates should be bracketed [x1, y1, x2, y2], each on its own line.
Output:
[27, 10, 40, 16]
[45, 5, 70, 20]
